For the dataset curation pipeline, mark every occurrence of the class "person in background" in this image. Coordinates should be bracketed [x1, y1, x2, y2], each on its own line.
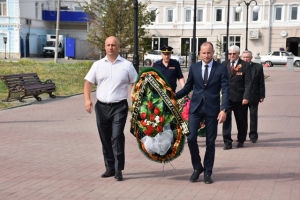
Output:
[83, 36, 138, 181]
[222, 45, 251, 150]
[176, 42, 229, 184]
[241, 50, 265, 143]
[153, 45, 185, 92]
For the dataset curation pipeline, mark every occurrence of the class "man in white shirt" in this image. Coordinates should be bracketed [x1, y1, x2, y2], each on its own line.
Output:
[84, 36, 138, 181]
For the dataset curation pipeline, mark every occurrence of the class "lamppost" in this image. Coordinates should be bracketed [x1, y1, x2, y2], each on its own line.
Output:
[185, 40, 189, 68]
[235, 0, 260, 50]
[3, 37, 7, 59]
[133, 0, 139, 73]
[190, 0, 197, 65]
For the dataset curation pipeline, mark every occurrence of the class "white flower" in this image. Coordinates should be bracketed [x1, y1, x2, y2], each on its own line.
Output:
[155, 116, 160, 123]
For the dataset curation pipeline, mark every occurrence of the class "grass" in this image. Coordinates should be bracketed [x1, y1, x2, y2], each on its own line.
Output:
[0, 59, 94, 110]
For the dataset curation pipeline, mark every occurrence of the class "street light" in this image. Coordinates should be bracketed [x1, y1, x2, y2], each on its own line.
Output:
[235, 0, 260, 50]
[185, 40, 189, 68]
[3, 37, 7, 59]
[133, 0, 139, 73]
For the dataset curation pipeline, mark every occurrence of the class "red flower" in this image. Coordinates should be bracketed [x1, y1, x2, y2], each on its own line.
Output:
[140, 112, 147, 119]
[148, 101, 154, 110]
[154, 108, 160, 115]
[149, 114, 155, 121]
[159, 116, 164, 123]
[156, 126, 163, 133]
[182, 100, 190, 121]
[144, 129, 152, 136]
[140, 120, 147, 127]
[147, 125, 154, 133]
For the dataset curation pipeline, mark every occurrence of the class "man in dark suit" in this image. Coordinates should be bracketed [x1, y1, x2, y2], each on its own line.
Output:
[176, 42, 229, 184]
[222, 45, 251, 150]
[242, 51, 265, 143]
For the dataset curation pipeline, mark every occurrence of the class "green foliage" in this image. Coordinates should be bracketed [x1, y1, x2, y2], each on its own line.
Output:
[0, 60, 94, 109]
[216, 38, 223, 58]
[79, 0, 156, 53]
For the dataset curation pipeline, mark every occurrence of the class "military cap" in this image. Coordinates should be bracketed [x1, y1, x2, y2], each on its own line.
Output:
[160, 45, 173, 53]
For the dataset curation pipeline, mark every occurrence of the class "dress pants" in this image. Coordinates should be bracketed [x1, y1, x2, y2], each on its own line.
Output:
[223, 101, 248, 144]
[95, 100, 128, 171]
[188, 103, 218, 176]
[248, 103, 259, 140]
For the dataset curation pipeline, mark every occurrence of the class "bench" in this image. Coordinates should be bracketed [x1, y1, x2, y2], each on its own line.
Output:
[0, 73, 56, 102]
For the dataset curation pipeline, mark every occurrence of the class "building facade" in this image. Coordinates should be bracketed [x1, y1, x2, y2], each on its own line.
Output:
[144, 0, 300, 57]
[0, 0, 88, 59]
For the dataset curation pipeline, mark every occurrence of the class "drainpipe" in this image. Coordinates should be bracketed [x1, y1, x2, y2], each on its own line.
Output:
[268, 0, 272, 53]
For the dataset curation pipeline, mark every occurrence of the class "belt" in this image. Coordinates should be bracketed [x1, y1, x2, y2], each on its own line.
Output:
[98, 99, 127, 106]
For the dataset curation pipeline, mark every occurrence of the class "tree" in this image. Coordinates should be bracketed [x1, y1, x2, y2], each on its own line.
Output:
[79, 0, 156, 54]
[215, 38, 224, 58]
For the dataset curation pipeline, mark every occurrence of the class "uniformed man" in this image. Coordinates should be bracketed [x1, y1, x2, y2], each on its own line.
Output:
[153, 45, 185, 92]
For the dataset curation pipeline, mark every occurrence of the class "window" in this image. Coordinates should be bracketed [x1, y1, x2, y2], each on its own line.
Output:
[251, 7, 259, 22]
[74, 6, 83, 11]
[149, 8, 157, 22]
[223, 36, 241, 53]
[216, 9, 222, 22]
[197, 9, 203, 22]
[234, 8, 241, 22]
[60, 6, 69, 10]
[185, 9, 192, 22]
[152, 38, 168, 50]
[291, 6, 298, 20]
[0, 0, 7, 16]
[35, 2, 38, 19]
[275, 6, 282, 20]
[0, 34, 6, 50]
[167, 9, 173, 22]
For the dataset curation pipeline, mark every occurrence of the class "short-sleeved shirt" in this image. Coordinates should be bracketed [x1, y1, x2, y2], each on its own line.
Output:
[153, 59, 184, 92]
[84, 55, 138, 103]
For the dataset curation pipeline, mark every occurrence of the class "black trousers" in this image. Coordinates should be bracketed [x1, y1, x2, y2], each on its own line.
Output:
[95, 100, 128, 171]
[188, 103, 218, 176]
[247, 103, 259, 140]
[223, 101, 248, 145]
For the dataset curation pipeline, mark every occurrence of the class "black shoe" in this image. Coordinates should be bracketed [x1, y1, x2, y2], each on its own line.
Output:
[114, 171, 123, 181]
[199, 134, 206, 137]
[223, 143, 232, 150]
[236, 142, 244, 148]
[204, 175, 213, 184]
[101, 169, 115, 178]
[190, 168, 204, 182]
[250, 139, 257, 143]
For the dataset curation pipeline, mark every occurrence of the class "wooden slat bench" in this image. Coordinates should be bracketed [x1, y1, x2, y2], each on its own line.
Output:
[0, 73, 56, 102]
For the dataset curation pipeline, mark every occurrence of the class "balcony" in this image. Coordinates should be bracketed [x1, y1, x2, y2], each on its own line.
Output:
[42, 10, 88, 22]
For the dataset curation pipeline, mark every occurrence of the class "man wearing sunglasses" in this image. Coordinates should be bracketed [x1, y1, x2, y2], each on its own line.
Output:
[222, 45, 251, 150]
[153, 46, 185, 92]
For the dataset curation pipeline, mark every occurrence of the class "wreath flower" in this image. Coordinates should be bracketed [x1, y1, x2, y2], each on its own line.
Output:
[137, 87, 173, 137]
[178, 91, 206, 136]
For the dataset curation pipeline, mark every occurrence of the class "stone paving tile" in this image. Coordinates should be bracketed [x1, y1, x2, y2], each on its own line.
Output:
[0, 67, 300, 199]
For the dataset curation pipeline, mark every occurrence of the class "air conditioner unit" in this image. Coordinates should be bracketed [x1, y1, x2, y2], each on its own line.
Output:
[249, 29, 259, 39]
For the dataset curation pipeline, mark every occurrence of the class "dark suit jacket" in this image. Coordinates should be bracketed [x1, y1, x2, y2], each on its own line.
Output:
[176, 60, 229, 117]
[248, 62, 265, 104]
[222, 59, 251, 102]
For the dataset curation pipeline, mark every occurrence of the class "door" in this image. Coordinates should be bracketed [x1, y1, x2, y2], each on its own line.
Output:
[66, 37, 75, 58]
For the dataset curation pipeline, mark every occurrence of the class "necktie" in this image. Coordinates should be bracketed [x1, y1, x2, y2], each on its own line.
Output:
[230, 61, 235, 74]
[204, 65, 208, 86]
